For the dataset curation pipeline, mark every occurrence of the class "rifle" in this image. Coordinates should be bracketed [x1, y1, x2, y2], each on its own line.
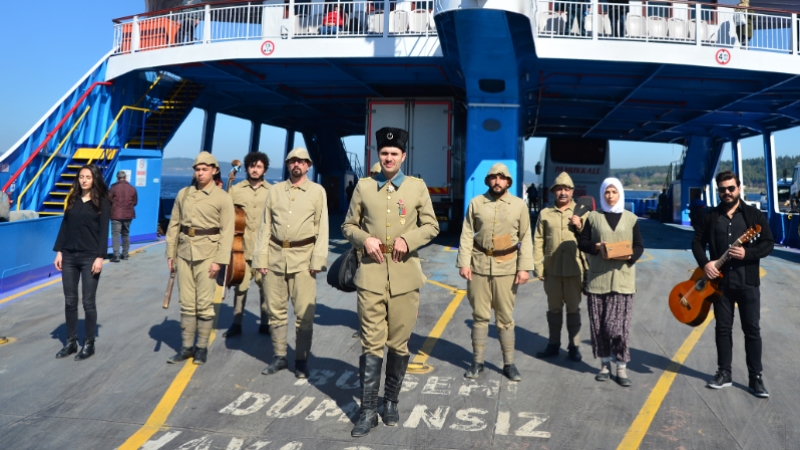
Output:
[163, 268, 176, 309]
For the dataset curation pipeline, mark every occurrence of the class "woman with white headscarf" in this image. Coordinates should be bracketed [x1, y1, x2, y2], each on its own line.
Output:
[577, 177, 644, 387]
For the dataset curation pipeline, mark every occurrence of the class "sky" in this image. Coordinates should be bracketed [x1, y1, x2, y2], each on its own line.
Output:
[1, 0, 799, 173]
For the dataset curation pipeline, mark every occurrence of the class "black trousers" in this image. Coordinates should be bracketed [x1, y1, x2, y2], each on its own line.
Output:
[713, 286, 762, 377]
[61, 250, 101, 342]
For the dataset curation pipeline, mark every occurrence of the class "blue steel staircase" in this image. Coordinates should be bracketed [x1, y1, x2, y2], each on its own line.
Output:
[38, 147, 119, 216]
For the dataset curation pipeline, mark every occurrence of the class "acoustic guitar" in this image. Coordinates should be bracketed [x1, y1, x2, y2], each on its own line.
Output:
[668, 225, 761, 326]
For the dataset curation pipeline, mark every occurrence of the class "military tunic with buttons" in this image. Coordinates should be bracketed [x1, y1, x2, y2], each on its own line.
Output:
[252, 177, 329, 360]
[229, 179, 271, 326]
[457, 187, 533, 366]
[342, 170, 439, 357]
[165, 181, 235, 319]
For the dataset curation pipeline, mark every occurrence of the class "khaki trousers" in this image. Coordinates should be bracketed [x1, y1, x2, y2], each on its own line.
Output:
[266, 270, 317, 357]
[176, 256, 217, 319]
[543, 275, 582, 314]
[467, 274, 517, 330]
[358, 287, 420, 358]
[232, 260, 267, 325]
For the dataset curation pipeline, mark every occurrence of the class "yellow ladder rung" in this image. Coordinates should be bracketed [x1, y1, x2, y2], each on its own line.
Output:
[61, 174, 76, 177]
[56, 183, 72, 187]
[50, 192, 69, 196]
[38, 211, 64, 216]
[67, 165, 83, 169]
[44, 201, 65, 206]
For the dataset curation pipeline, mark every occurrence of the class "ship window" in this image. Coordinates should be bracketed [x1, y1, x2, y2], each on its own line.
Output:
[549, 138, 606, 165]
[478, 79, 505, 93]
[483, 119, 502, 132]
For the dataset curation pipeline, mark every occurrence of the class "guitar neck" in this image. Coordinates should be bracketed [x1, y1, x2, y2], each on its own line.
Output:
[713, 238, 743, 271]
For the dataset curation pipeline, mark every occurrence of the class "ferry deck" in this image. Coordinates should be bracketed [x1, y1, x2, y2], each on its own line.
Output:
[2, 0, 800, 448]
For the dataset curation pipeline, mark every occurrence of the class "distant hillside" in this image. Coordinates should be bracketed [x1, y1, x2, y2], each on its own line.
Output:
[162, 157, 283, 179]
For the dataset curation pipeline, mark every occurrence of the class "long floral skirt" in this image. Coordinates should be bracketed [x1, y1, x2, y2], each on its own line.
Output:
[587, 293, 634, 363]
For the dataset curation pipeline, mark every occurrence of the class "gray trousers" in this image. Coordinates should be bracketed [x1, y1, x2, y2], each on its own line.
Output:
[112, 219, 131, 256]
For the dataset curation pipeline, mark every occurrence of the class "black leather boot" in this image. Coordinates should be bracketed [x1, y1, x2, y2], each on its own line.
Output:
[464, 362, 484, 379]
[74, 341, 95, 361]
[262, 356, 288, 375]
[351, 355, 383, 437]
[193, 347, 208, 365]
[223, 323, 242, 338]
[56, 339, 78, 359]
[167, 347, 195, 364]
[382, 353, 410, 426]
[295, 360, 309, 379]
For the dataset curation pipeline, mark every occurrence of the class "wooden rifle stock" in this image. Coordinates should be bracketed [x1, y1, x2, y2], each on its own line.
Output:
[163, 269, 176, 309]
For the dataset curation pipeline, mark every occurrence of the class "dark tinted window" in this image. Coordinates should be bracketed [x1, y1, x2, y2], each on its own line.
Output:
[550, 138, 607, 165]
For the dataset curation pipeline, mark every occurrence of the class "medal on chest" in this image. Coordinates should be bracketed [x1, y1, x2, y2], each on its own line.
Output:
[398, 199, 406, 225]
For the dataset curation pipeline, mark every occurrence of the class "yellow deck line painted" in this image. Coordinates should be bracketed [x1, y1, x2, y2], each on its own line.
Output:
[412, 284, 467, 366]
[618, 267, 765, 449]
[119, 285, 224, 450]
[426, 279, 460, 293]
[617, 311, 715, 450]
[0, 241, 165, 307]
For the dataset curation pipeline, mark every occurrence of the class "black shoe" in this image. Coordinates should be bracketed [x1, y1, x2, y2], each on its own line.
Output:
[223, 324, 242, 338]
[536, 343, 560, 358]
[503, 364, 522, 381]
[615, 367, 632, 387]
[749, 375, 769, 398]
[167, 346, 195, 364]
[121, 254, 129, 260]
[595, 366, 610, 382]
[193, 348, 208, 365]
[258, 324, 270, 335]
[295, 360, 309, 379]
[351, 355, 383, 437]
[568, 346, 582, 362]
[74, 341, 95, 361]
[262, 356, 288, 375]
[56, 340, 78, 359]
[706, 370, 732, 389]
[382, 353, 409, 426]
[464, 362, 484, 379]
[110, 255, 120, 263]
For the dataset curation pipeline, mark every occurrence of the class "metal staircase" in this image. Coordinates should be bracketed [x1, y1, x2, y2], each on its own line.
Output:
[126, 80, 203, 149]
[39, 147, 119, 216]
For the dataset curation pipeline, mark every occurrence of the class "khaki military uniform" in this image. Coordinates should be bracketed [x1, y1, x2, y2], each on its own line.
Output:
[252, 178, 328, 361]
[229, 179, 271, 326]
[533, 199, 586, 349]
[342, 172, 439, 357]
[165, 182, 235, 319]
[457, 191, 534, 365]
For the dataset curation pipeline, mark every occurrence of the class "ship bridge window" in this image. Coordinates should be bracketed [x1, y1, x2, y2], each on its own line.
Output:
[478, 79, 505, 93]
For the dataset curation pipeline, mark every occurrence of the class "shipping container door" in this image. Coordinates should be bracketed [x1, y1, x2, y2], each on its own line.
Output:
[410, 101, 450, 196]
[366, 101, 408, 169]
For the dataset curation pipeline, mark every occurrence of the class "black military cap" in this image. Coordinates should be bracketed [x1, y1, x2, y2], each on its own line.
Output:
[376, 127, 409, 153]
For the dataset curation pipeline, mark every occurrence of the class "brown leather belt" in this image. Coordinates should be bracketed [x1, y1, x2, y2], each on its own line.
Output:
[271, 235, 316, 249]
[180, 226, 220, 237]
[378, 244, 394, 254]
[473, 240, 519, 257]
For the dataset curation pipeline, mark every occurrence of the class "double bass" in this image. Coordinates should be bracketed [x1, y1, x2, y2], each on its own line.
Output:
[667, 225, 761, 326]
[223, 160, 247, 298]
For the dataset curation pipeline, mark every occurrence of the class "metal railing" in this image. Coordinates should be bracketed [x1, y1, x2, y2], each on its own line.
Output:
[112, 0, 437, 54]
[535, 0, 799, 54]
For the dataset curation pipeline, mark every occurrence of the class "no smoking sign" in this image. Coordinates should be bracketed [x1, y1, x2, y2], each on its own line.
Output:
[715, 49, 731, 65]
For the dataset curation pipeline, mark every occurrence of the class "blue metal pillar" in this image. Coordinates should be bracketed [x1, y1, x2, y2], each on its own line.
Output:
[249, 121, 261, 153]
[763, 131, 777, 218]
[200, 109, 217, 153]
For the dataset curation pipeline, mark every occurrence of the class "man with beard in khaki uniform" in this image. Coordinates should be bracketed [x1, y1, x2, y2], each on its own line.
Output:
[342, 127, 439, 437]
[253, 148, 329, 379]
[165, 151, 235, 365]
[458, 163, 533, 381]
[223, 151, 271, 338]
[533, 172, 586, 362]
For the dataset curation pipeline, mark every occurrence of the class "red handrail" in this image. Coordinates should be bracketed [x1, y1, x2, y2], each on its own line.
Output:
[2, 81, 113, 194]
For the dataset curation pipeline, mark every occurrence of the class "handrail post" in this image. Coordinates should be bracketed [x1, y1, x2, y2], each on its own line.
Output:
[592, 0, 599, 41]
[289, 0, 295, 38]
[383, 0, 391, 38]
[132, 16, 140, 52]
[695, 3, 701, 46]
[204, 4, 212, 43]
[792, 13, 797, 54]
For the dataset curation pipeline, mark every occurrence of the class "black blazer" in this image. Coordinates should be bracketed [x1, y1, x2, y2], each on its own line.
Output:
[691, 201, 773, 287]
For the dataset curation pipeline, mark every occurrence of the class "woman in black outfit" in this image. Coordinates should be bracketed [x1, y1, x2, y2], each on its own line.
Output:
[53, 164, 111, 361]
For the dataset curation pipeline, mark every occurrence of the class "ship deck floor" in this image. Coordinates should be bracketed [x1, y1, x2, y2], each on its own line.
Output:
[1, 217, 799, 450]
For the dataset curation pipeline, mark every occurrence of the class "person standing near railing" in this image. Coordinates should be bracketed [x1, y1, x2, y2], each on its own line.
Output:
[319, 4, 345, 35]
[735, 0, 753, 47]
[564, 0, 589, 36]
[53, 164, 112, 361]
[177, 0, 202, 44]
[605, 0, 629, 37]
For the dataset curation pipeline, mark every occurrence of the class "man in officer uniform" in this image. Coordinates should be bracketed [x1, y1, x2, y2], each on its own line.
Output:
[253, 148, 329, 379]
[533, 172, 586, 362]
[457, 163, 533, 381]
[165, 151, 235, 365]
[223, 152, 271, 338]
[342, 127, 439, 437]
